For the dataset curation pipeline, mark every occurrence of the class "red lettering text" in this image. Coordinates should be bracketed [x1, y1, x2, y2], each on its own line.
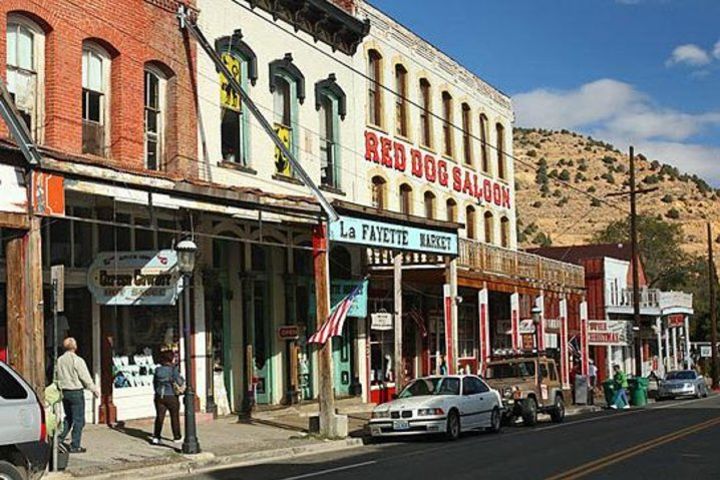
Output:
[424, 154, 437, 182]
[452, 166, 462, 192]
[411, 149, 423, 177]
[380, 137, 393, 167]
[438, 160, 448, 186]
[365, 131, 379, 163]
[393, 142, 407, 171]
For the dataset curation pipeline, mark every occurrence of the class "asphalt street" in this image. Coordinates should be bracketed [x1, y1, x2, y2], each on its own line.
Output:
[180, 395, 720, 480]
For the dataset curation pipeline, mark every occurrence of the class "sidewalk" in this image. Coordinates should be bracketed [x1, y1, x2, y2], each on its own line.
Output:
[48, 411, 369, 480]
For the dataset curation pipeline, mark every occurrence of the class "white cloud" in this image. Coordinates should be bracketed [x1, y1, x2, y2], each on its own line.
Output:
[665, 44, 711, 67]
[514, 79, 720, 186]
[714, 40, 720, 59]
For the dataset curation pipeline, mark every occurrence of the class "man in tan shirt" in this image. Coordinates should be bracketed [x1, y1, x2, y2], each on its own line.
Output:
[56, 337, 99, 453]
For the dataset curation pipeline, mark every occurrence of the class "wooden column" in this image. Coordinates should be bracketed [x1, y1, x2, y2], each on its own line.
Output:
[393, 252, 403, 390]
[313, 223, 335, 436]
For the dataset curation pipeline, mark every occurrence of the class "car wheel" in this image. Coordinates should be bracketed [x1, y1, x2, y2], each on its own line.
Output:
[550, 395, 565, 423]
[703, 385, 709, 398]
[445, 410, 461, 441]
[521, 397, 538, 427]
[695, 386, 702, 399]
[0, 461, 26, 480]
[486, 407, 502, 433]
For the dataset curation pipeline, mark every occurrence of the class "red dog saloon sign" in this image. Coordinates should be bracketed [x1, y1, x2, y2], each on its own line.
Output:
[364, 130, 512, 209]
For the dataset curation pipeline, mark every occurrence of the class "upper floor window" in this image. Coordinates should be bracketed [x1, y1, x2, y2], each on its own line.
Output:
[496, 122, 506, 180]
[480, 114, 490, 174]
[367, 50, 383, 127]
[217, 31, 258, 167]
[399, 183, 412, 215]
[270, 53, 305, 177]
[419, 78, 432, 148]
[462, 103, 472, 165]
[316, 74, 346, 190]
[82, 44, 110, 157]
[423, 191, 435, 220]
[446, 198, 457, 223]
[442, 91, 453, 158]
[6, 17, 44, 140]
[466, 205, 476, 240]
[484, 211, 495, 244]
[394, 64, 408, 137]
[371, 176, 387, 209]
[500, 216, 510, 248]
[144, 67, 167, 170]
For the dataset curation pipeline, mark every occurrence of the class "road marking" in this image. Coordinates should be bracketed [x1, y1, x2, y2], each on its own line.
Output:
[545, 415, 720, 480]
[277, 461, 377, 480]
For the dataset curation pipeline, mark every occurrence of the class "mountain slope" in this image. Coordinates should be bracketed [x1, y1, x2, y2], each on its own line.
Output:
[513, 127, 719, 257]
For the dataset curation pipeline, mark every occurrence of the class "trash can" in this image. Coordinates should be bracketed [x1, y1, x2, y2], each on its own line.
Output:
[602, 379, 617, 407]
[574, 374, 588, 405]
[629, 377, 649, 407]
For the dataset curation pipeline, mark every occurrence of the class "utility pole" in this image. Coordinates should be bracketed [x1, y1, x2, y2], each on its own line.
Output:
[708, 223, 718, 389]
[629, 146, 643, 377]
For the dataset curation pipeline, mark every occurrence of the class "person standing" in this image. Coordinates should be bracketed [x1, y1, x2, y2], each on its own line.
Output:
[151, 350, 184, 445]
[57, 337, 100, 453]
[588, 359, 598, 405]
[612, 364, 630, 409]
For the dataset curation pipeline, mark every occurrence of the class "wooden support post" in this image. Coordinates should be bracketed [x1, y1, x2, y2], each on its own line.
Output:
[6, 235, 28, 378]
[393, 252, 403, 391]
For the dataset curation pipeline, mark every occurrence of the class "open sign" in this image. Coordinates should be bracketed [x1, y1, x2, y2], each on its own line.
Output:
[278, 325, 300, 340]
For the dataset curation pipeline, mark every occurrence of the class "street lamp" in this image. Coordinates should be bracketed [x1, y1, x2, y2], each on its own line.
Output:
[531, 306, 542, 355]
[176, 239, 201, 454]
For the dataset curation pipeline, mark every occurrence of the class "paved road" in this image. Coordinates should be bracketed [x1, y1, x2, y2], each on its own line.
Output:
[181, 395, 720, 480]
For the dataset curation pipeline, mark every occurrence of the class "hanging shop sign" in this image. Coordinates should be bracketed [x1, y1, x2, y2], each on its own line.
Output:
[371, 312, 393, 331]
[278, 325, 300, 340]
[667, 314, 685, 328]
[700, 345, 712, 358]
[364, 130, 512, 208]
[587, 320, 631, 346]
[87, 250, 182, 306]
[329, 215, 458, 255]
[518, 319, 536, 335]
[331, 279, 369, 317]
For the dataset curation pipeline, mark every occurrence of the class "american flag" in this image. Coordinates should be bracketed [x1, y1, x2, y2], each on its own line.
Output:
[308, 283, 363, 345]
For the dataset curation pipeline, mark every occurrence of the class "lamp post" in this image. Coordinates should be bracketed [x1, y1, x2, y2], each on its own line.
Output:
[176, 239, 200, 454]
[531, 306, 542, 355]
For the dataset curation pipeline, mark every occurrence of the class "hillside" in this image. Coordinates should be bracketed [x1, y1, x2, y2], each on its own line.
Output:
[513, 128, 720, 258]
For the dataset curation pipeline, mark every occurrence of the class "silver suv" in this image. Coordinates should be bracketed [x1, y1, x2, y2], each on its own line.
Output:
[0, 362, 49, 480]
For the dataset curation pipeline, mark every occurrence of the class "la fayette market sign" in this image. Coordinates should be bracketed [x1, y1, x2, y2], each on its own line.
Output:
[329, 215, 458, 255]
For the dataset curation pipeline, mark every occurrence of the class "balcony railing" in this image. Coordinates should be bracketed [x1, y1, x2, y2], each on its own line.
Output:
[458, 238, 586, 289]
[609, 288, 693, 311]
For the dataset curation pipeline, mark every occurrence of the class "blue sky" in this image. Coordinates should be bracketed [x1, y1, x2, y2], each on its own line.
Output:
[372, 0, 720, 184]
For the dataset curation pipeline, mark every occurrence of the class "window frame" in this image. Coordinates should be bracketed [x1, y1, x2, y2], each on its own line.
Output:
[269, 54, 305, 177]
[500, 216, 510, 248]
[220, 51, 252, 166]
[371, 176, 387, 210]
[318, 92, 341, 189]
[399, 183, 413, 215]
[461, 103, 472, 166]
[423, 190, 436, 220]
[465, 205, 476, 240]
[446, 198, 457, 223]
[367, 50, 383, 128]
[479, 113, 490, 174]
[441, 91, 454, 158]
[143, 67, 167, 171]
[394, 63, 408, 138]
[81, 43, 111, 157]
[496, 122, 506, 180]
[419, 78, 433, 149]
[484, 211, 495, 245]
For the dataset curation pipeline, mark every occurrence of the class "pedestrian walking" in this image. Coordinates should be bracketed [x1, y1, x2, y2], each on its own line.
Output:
[57, 337, 100, 453]
[438, 354, 448, 375]
[151, 350, 184, 445]
[611, 364, 629, 409]
[588, 359, 598, 405]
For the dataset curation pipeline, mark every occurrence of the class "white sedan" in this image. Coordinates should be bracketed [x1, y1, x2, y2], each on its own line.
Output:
[368, 375, 504, 440]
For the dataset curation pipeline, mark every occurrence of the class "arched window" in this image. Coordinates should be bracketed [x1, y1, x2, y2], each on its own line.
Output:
[316, 74, 346, 189]
[446, 198, 457, 223]
[423, 191, 436, 220]
[484, 211, 495, 245]
[462, 103, 472, 165]
[144, 65, 169, 170]
[465, 205, 476, 240]
[6, 15, 45, 140]
[82, 42, 111, 157]
[367, 49, 383, 127]
[500, 216, 510, 248]
[371, 176, 387, 209]
[394, 64, 408, 137]
[217, 31, 257, 167]
[419, 78, 432, 148]
[399, 183, 413, 215]
[479, 114, 490, 174]
[270, 53, 305, 176]
[496, 122, 506, 180]
[442, 91, 453, 158]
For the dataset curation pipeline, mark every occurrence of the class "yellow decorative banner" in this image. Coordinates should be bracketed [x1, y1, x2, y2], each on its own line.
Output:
[274, 124, 292, 176]
[220, 53, 241, 111]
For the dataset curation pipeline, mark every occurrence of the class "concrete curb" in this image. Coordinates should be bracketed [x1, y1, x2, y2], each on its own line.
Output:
[46, 438, 364, 480]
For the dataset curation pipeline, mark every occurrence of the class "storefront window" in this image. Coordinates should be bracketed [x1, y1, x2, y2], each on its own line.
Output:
[134, 217, 154, 251]
[458, 302, 477, 360]
[49, 218, 71, 266]
[369, 329, 394, 384]
[73, 207, 93, 267]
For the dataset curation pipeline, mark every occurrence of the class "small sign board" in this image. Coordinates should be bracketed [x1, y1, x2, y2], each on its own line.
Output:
[518, 319, 536, 334]
[278, 325, 300, 340]
[371, 312, 393, 331]
[700, 346, 712, 358]
[667, 314, 685, 329]
[51, 265, 64, 312]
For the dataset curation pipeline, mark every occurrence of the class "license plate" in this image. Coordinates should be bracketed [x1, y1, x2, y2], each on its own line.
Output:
[393, 420, 410, 430]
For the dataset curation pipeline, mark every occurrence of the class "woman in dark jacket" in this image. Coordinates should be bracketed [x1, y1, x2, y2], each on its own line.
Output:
[151, 350, 184, 445]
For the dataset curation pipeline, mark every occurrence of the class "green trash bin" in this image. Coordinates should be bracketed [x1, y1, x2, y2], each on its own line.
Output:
[629, 377, 649, 407]
[602, 379, 617, 407]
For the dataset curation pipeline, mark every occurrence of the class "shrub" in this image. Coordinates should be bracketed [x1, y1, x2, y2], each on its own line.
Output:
[575, 172, 586, 182]
[532, 232, 553, 247]
[527, 150, 537, 158]
[602, 156, 616, 165]
[532, 201, 542, 208]
[591, 198, 601, 207]
[666, 208, 680, 219]
[588, 186, 597, 193]
[559, 169, 571, 181]
[643, 174, 660, 185]
[661, 194, 673, 203]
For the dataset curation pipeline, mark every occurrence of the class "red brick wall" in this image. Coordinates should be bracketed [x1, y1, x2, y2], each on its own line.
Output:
[0, 0, 198, 179]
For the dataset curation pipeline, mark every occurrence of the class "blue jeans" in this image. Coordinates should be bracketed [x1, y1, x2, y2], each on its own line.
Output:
[60, 390, 86, 449]
[615, 388, 629, 407]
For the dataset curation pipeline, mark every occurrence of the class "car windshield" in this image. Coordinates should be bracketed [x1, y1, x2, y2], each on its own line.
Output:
[485, 361, 536, 379]
[666, 371, 696, 380]
[398, 377, 460, 398]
